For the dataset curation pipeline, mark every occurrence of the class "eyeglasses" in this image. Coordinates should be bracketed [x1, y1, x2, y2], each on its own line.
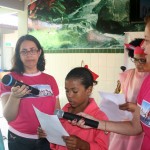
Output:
[20, 49, 39, 56]
[130, 58, 146, 64]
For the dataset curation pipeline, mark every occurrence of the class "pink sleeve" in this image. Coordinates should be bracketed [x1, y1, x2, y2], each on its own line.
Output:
[119, 69, 132, 94]
[0, 82, 11, 96]
[119, 72, 127, 84]
[50, 143, 56, 150]
[89, 110, 109, 150]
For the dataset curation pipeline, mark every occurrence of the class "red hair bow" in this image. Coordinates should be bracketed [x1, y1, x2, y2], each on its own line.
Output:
[84, 65, 99, 80]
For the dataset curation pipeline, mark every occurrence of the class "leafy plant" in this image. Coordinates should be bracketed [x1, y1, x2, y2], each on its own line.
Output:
[28, 0, 66, 22]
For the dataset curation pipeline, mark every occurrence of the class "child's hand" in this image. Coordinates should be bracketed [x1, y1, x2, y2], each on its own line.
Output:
[63, 135, 89, 150]
[37, 126, 47, 138]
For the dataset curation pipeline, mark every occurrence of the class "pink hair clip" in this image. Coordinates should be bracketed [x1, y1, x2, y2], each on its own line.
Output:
[124, 43, 135, 50]
[134, 46, 145, 55]
[124, 43, 145, 55]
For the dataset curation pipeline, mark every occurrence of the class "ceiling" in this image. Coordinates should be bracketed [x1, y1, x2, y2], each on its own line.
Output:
[0, 7, 17, 16]
[0, 0, 28, 34]
[0, 0, 24, 11]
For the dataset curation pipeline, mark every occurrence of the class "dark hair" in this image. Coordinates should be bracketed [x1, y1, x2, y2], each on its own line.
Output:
[144, 14, 150, 30]
[10, 34, 45, 74]
[144, 13, 150, 25]
[126, 38, 144, 58]
[65, 67, 98, 89]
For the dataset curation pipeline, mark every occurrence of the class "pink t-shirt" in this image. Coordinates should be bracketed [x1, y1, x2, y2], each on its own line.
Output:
[50, 98, 109, 150]
[120, 69, 149, 103]
[109, 69, 149, 150]
[137, 74, 150, 150]
[0, 71, 59, 139]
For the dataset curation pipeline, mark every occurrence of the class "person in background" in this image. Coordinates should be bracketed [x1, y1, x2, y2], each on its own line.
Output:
[70, 14, 150, 150]
[114, 39, 145, 94]
[0, 34, 60, 150]
[109, 39, 149, 150]
[38, 67, 109, 150]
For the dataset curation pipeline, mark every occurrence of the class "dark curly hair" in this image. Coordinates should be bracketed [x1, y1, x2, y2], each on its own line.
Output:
[145, 14, 150, 31]
[126, 38, 144, 58]
[10, 34, 45, 74]
[144, 13, 150, 25]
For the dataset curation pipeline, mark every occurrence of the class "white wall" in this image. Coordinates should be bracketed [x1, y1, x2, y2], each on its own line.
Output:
[0, 56, 1, 69]
[44, 53, 124, 108]
[0, 34, 2, 69]
[2, 31, 18, 70]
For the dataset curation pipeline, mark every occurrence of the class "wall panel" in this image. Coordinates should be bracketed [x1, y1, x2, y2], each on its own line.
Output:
[45, 53, 124, 107]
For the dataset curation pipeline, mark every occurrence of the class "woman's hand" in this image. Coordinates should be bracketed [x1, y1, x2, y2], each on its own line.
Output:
[119, 102, 137, 112]
[11, 85, 31, 98]
[37, 127, 47, 138]
[70, 112, 98, 129]
[63, 135, 90, 150]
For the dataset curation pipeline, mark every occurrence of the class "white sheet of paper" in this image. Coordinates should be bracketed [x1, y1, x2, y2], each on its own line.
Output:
[99, 91, 132, 121]
[99, 91, 126, 105]
[33, 106, 69, 146]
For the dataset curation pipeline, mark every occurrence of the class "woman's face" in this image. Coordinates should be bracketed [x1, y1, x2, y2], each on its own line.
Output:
[141, 25, 150, 71]
[19, 40, 41, 71]
[134, 54, 146, 72]
[65, 79, 92, 111]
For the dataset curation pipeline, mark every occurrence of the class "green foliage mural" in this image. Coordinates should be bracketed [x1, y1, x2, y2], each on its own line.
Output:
[28, 0, 145, 50]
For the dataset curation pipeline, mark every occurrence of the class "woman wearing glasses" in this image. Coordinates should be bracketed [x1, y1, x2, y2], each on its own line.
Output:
[0, 35, 60, 150]
[108, 39, 149, 150]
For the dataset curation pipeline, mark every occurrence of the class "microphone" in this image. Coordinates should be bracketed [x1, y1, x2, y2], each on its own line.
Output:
[2, 74, 39, 95]
[54, 109, 99, 128]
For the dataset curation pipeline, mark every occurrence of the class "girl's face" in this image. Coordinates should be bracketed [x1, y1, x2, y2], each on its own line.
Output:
[65, 79, 92, 111]
[19, 40, 41, 72]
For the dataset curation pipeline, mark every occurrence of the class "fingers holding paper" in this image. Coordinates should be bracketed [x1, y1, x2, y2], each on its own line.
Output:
[37, 126, 47, 138]
[119, 102, 137, 112]
[63, 135, 90, 150]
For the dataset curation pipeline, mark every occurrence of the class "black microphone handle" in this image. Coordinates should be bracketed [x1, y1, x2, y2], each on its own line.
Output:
[14, 81, 39, 95]
[14, 80, 32, 90]
[64, 112, 99, 128]
[2, 74, 39, 95]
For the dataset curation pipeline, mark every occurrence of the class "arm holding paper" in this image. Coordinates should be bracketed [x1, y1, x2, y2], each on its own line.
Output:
[99, 92, 133, 121]
[69, 91, 142, 138]
[71, 107, 142, 136]
[37, 126, 90, 150]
